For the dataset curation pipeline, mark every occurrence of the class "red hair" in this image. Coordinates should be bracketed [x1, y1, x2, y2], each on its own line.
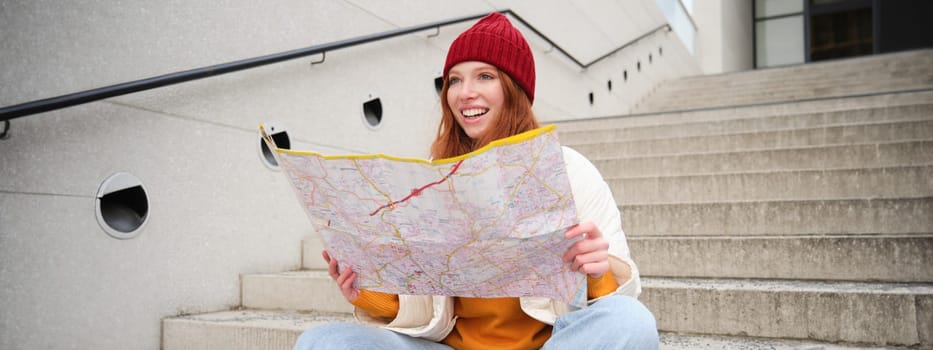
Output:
[430, 70, 540, 159]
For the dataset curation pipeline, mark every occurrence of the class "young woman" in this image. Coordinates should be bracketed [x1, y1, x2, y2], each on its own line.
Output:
[294, 13, 659, 350]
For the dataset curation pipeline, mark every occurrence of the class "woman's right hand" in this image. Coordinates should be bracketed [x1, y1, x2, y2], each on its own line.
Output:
[322, 250, 359, 302]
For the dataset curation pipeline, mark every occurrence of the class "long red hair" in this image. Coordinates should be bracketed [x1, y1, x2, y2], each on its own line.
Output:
[430, 70, 540, 159]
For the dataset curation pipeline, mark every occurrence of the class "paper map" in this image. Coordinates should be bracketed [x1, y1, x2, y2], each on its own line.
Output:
[262, 125, 585, 307]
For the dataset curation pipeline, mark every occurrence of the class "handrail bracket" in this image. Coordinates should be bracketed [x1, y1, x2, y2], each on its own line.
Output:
[1, 120, 10, 140]
[310, 52, 326, 66]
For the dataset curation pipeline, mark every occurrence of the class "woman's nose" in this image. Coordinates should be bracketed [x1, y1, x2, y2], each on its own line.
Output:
[458, 80, 478, 99]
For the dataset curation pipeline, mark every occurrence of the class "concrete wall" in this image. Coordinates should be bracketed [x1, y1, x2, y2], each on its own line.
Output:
[693, 0, 754, 74]
[0, 1, 699, 349]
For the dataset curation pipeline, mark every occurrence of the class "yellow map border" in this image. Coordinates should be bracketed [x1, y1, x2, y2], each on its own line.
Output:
[259, 124, 557, 165]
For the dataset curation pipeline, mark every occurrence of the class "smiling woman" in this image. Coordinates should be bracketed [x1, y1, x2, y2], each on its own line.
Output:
[293, 12, 658, 350]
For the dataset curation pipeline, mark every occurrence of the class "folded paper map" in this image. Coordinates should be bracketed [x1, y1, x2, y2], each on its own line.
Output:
[261, 124, 585, 307]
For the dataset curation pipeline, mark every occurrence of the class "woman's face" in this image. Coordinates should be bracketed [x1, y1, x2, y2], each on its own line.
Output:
[446, 61, 505, 141]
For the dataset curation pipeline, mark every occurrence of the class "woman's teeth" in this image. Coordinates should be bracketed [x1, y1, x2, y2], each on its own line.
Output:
[463, 108, 488, 118]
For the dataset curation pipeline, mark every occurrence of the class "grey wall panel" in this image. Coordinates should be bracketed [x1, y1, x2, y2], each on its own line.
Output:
[343, 0, 493, 28]
[0, 102, 310, 348]
[0, 1, 382, 106]
[109, 36, 447, 158]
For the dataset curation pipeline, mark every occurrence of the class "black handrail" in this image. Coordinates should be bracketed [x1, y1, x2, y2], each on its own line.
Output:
[0, 9, 670, 121]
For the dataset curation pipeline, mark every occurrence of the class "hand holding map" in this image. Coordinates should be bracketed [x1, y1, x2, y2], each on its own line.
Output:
[262, 125, 586, 307]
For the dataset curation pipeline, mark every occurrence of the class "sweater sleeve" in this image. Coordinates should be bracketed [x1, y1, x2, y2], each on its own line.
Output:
[587, 272, 620, 299]
[351, 290, 400, 319]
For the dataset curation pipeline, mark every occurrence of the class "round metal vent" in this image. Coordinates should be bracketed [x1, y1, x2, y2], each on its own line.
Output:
[96, 172, 149, 239]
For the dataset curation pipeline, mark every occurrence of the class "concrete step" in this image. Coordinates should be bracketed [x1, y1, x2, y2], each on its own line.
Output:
[557, 103, 933, 144]
[631, 234, 933, 282]
[242, 270, 353, 313]
[592, 141, 933, 178]
[633, 84, 933, 113]
[641, 277, 933, 347]
[656, 74, 933, 98]
[555, 90, 933, 133]
[658, 332, 907, 350]
[637, 87, 933, 114]
[670, 65, 933, 91]
[661, 50, 933, 89]
[571, 119, 933, 159]
[621, 197, 932, 237]
[161, 309, 902, 349]
[650, 67, 933, 96]
[162, 309, 353, 350]
[642, 82, 933, 112]
[609, 165, 933, 204]
[648, 90, 931, 111]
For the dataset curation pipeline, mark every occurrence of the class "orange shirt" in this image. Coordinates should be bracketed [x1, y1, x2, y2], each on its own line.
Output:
[351, 273, 619, 350]
[443, 297, 551, 349]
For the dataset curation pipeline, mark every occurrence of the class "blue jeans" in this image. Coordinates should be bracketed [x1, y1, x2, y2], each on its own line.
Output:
[293, 295, 659, 349]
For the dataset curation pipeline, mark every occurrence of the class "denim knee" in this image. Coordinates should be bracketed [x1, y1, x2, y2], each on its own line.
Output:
[293, 323, 359, 350]
[546, 295, 659, 350]
[597, 295, 659, 344]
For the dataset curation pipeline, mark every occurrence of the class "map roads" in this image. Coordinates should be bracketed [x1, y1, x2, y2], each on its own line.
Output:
[264, 125, 586, 307]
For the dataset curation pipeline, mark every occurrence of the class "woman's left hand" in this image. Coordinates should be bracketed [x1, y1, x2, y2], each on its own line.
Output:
[562, 222, 610, 278]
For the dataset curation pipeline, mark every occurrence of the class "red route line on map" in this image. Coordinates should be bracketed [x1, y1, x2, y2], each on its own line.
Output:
[369, 159, 465, 216]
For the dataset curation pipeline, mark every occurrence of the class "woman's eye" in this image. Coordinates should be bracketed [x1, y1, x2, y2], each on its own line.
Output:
[448, 77, 461, 85]
[479, 73, 494, 80]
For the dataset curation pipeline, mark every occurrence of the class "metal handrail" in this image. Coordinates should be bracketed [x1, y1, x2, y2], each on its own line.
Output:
[581, 24, 670, 67]
[0, 9, 670, 121]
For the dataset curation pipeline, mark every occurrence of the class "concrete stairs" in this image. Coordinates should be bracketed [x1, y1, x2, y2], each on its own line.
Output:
[632, 49, 933, 113]
[557, 50, 933, 348]
[162, 51, 933, 349]
[163, 242, 904, 349]
[162, 243, 352, 350]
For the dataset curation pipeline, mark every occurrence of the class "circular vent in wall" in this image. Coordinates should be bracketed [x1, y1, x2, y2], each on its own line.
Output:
[96, 172, 149, 239]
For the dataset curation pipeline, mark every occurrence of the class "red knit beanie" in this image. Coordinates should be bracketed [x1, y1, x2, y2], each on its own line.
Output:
[444, 12, 536, 103]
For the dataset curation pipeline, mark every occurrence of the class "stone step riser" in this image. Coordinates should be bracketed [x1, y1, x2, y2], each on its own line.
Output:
[650, 77, 933, 98]
[241, 272, 353, 313]
[631, 236, 933, 282]
[655, 63, 933, 87]
[641, 98, 924, 115]
[162, 310, 353, 350]
[658, 332, 910, 349]
[640, 278, 933, 347]
[163, 319, 302, 350]
[555, 91, 933, 133]
[649, 55, 933, 94]
[672, 61, 933, 77]
[621, 197, 932, 237]
[592, 141, 933, 178]
[609, 166, 933, 204]
[572, 120, 933, 158]
[657, 76, 933, 94]
[647, 89, 933, 110]
[557, 104, 933, 144]
[637, 83, 933, 112]
[674, 58, 933, 78]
